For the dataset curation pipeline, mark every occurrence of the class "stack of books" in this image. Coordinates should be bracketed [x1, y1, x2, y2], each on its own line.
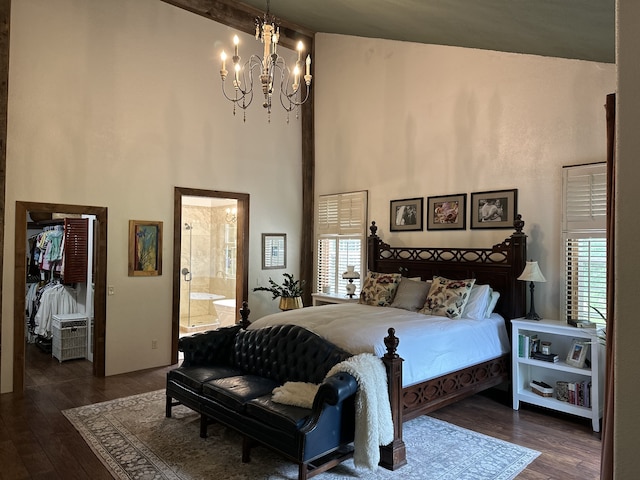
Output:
[557, 380, 592, 407]
[531, 351, 559, 363]
[568, 319, 597, 328]
[518, 333, 540, 358]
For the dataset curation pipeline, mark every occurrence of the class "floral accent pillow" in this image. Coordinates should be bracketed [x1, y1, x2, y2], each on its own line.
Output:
[358, 272, 402, 307]
[419, 276, 476, 318]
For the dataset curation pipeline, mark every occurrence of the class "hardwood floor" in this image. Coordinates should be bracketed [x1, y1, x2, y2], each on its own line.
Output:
[0, 344, 601, 479]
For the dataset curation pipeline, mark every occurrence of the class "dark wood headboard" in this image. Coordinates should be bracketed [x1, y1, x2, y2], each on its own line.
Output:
[367, 215, 527, 321]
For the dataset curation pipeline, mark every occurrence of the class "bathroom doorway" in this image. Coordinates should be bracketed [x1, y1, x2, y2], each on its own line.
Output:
[171, 188, 249, 362]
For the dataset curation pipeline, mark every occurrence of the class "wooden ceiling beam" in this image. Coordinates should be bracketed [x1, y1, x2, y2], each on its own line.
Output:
[160, 0, 314, 50]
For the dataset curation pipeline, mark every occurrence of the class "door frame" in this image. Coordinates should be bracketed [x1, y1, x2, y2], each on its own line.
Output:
[172, 187, 249, 363]
[13, 201, 107, 392]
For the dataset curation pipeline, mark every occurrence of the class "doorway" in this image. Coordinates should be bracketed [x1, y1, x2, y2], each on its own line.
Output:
[171, 188, 249, 362]
[13, 202, 107, 392]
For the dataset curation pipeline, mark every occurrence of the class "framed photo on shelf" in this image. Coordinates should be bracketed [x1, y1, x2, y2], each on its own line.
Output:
[390, 197, 423, 232]
[470, 188, 518, 229]
[566, 339, 589, 368]
[262, 233, 286, 270]
[426, 193, 467, 230]
[128, 220, 163, 276]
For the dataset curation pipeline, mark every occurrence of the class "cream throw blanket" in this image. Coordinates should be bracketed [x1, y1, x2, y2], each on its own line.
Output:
[272, 353, 394, 470]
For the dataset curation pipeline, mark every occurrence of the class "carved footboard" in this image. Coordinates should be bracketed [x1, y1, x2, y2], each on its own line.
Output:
[379, 328, 509, 471]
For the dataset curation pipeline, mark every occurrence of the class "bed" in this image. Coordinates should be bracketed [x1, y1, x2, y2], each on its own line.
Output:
[241, 216, 527, 470]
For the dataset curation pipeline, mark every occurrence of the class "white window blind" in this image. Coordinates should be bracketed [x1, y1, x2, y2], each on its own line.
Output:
[316, 191, 367, 296]
[562, 163, 607, 231]
[562, 164, 607, 323]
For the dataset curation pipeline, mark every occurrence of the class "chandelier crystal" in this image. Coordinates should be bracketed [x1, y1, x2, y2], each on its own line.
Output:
[219, 0, 312, 122]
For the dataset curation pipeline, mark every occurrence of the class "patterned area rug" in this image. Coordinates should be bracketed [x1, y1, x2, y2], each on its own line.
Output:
[63, 390, 539, 480]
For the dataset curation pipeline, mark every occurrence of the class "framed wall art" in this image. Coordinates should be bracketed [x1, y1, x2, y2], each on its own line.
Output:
[427, 193, 467, 230]
[390, 197, 423, 232]
[128, 220, 163, 276]
[262, 233, 286, 269]
[470, 189, 518, 229]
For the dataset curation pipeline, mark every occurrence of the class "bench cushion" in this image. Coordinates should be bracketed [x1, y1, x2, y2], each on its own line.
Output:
[202, 375, 279, 412]
[245, 395, 312, 434]
[167, 366, 243, 393]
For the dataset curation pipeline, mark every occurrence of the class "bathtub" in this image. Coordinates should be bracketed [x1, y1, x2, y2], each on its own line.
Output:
[213, 298, 237, 326]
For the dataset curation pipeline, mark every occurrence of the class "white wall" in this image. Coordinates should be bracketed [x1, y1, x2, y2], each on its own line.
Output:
[314, 34, 616, 320]
[1, 0, 303, 392]
[614, 1, 640, 476]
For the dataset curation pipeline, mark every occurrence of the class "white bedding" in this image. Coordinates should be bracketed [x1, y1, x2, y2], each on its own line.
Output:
[248, 303, 510, 387]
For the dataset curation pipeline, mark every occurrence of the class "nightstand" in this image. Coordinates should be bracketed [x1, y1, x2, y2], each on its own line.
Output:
[311, 293, 359, 306]
[511, 318, 605, 432]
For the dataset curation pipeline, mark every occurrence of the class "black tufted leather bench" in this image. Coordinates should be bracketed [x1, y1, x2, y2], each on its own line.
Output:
[166, 324, 358, 480]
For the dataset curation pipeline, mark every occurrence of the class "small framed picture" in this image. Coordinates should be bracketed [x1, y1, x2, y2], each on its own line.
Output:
[128, 220, 163, 276]
[470, 189, 518, 229]
[262, 233, 286, 269]
[390, 197, 423, 232]
[426, 193, 467, 230]
[566, 339, 589, 368]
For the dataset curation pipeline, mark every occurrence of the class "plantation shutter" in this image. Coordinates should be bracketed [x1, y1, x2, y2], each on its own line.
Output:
[63, 217, 89, 283]
[562, 163, 607, 231]
[562, 164, 607, 323]
[316, 191, 367, 296]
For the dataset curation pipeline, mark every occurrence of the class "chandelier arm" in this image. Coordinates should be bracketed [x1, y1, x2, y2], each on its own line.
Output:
[220, 56, 264, 110]
[279, 83, 310, 111]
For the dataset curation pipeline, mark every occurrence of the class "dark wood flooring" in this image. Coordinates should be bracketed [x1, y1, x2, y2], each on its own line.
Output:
[0, 344, 601, 479]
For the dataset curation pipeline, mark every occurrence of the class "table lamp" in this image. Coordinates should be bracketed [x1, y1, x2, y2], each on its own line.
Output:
[342, 266, 360, 298]
[517, 260, 546, 320]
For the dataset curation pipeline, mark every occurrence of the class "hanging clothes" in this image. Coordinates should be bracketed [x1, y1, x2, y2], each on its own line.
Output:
[33, 282, 78, 337]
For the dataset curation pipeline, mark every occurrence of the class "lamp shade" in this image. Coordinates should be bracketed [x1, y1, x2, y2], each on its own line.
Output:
[518, 261, 546, 283]
[342, 265, 360, 279]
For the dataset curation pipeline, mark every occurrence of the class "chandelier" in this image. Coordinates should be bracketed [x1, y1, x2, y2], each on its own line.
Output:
[219, 0, 312, 122]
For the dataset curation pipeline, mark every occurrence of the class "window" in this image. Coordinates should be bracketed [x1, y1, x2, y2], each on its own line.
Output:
[316, 191, 367, 296]
[562, 163, 607, 323]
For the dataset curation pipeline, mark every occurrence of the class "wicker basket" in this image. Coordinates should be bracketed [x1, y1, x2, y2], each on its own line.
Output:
[52, 314, 88, 362]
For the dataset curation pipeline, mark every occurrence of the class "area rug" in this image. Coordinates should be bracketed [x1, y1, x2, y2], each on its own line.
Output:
[63, 390, 540, 480]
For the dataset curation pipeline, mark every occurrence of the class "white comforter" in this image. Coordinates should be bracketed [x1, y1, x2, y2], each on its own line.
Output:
[248, 303, 510, 387]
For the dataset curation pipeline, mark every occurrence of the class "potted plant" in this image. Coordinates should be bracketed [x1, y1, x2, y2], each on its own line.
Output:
[253, 273, 306, 310]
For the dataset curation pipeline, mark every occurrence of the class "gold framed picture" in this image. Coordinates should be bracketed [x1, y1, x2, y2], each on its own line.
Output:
[128, 220, 163, 276]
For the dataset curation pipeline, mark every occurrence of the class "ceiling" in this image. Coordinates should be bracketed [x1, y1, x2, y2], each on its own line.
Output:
[239, 0, 615, 64]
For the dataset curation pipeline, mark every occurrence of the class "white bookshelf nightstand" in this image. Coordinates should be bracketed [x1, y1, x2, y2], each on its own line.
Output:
[511, 318, 605, 432]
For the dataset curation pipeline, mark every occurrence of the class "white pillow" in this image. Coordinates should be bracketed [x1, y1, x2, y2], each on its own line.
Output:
[485, 290, 501, 318]
[462, 284, 492, 320]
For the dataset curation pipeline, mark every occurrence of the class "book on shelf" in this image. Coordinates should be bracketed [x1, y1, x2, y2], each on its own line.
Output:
[568, 319, 597, 328]
[518, 333, 540, 358]
[555, 380, 592, 407]
[531, 351, 559, 362]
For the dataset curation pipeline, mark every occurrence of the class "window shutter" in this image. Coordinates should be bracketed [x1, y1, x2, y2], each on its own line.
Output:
[561, 163, 607, 323]
[562, 163, 607, 231]
[563, 234, 607, 322]
[315, 191, 367, 296]
[317, 191, 366, 235]
[63, 217, 89, 283]
[317, 195, 339, 234]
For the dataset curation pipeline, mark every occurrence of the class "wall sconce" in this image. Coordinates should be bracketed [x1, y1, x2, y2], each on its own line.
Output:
[342, 266, 360, 298]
